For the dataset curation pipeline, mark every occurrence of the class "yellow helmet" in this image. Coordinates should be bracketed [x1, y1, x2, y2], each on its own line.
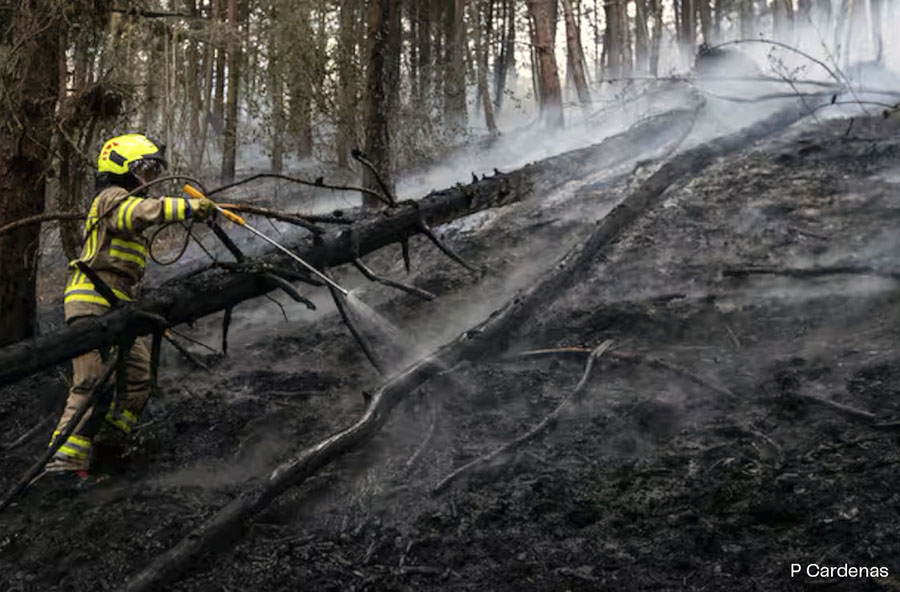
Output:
[97, 133, 167, 176]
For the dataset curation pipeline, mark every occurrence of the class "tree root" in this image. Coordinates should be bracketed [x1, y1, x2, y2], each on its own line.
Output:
[432, 340, 614, 494]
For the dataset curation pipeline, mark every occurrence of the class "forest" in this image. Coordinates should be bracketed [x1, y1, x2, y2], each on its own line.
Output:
[2, 0, 900, 590]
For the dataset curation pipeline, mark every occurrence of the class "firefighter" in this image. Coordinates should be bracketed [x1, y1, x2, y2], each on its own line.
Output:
[46, 133, 215, 475]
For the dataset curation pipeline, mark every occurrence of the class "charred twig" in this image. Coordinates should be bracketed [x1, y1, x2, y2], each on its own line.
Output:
[400, 239, 411, 274]
[215, 261, 323, 288]
[0, 211, 85, 237]
[433, 340, 614, 494]
[353, 258, 436, 301]
[217, 203, 326, 235]
[351, 149, 396, 207]
[205, 172, 387, 207]
[165, 328, 218, 355]
[401, 406, 437, 478]
[723, 266, 900, 281]
[262, 273, 316, 310]
[798, 392, 876, 423]
[163, 331, 210, 372]
[264, 295, 289, 322]
[0, 417, 51, 452]
[507, 348, 737, 398]
[0, 355, 117, 513]
[418, 218, 479, 273]
[221, 308, 233, 357]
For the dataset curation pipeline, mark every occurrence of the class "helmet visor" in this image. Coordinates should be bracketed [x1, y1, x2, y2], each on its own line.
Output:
[130, 159, 166, 183]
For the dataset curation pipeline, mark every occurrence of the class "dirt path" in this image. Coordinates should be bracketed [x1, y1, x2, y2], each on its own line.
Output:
[3, 114, 900, 591]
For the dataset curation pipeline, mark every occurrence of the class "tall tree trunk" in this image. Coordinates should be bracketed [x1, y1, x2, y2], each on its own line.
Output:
[444, 0, 468, 135]
[740, 0, 754, 39]
[363, 0, 402, 208]
[679, 0, 696, 68]
[269, 3, 284, 173]
[871, 0, 884, 64]
[561, 0, 591, 105]
[197, 0, 218, 172]
[604, 0, 622, 79]
[713, 0, 724, 42]
[634, 0, 650, 75]
[336, 0, 361, 167]
[773, 0, 793, 43]
[416, 0, 432, 106]
[185, 0, 203, 170]
[527, 0, 564, 127]
[471, 0, 498, 133]
[649, 0, 662, 76]
[698, 0, 712, 45]
[0, 1, 60, 345]
[213, 0, 226, 133]
[220, 0, 239, 183]
[621, 0, 633, 77]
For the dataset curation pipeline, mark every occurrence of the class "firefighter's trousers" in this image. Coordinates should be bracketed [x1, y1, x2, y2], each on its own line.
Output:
[51, 324, 152, 465]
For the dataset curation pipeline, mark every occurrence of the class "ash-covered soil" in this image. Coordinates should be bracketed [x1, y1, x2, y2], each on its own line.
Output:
[4, 114, 900, 591]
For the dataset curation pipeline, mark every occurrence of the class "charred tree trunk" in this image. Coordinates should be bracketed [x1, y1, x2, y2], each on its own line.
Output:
[528, 0, 564, 127]
[0, 105, 705, 385]
[493, 0, 515, 111]
[220, 0, 240, 183]
[634, 0, 650, 75]
[363, 0, 402, 208]
[268, 3, 284, 173]
[561, 0, 591, 105]
[0, 1, 60, 346]
[698, 0, 712, 45]
[604, 0, 622, 79]
[471, 0, 499, 134]
[444, 0, 468, 135]
[649, 0, 663, 76]
[336, 0, 361, 168]
[679, 0, 696, 68]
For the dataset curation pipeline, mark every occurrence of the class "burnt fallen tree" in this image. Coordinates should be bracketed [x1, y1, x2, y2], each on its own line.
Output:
[0, 105, 701, 388]
[119, 99, 818, 592]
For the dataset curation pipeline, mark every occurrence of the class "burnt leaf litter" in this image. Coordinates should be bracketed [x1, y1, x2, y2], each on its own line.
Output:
[3, 115, 900, 591]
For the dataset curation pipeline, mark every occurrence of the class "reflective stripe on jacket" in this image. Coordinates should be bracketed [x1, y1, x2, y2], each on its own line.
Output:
[64, 186, 200, 319]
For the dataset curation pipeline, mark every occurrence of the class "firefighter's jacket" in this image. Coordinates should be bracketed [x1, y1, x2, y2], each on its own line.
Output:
[64, 186, 203, 320]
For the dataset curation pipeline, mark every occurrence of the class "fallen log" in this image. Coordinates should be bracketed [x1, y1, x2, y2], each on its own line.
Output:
[119, 100, 815, 592]
[0, 105, 701, 388]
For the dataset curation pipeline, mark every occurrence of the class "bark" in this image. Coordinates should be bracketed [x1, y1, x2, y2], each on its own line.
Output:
[561, 0, 591, 105]
[471, 0, 499, 133]
[0, 105, 705, 386]
[679, 0, 696, 68]
[197, 0, 218, 171]
[604, 0, 622, 79]
[444, 0, 468, 134]
[213, 0, 226, 131]
[621, 0, 632, 77]
[698, 0, 712, 45]
[649, 0, 662, 76]
[634, 0, 650, 75]
[220, 0, 239, 183]
[268, 3, 284, 173]
[115, 97, 816, 592]
[0, 1, 60, 346]
[362, 0, 402, 208]
[493, 0, 515, 111]
[336, 0, 361, 167]
[527, 0, 564, 128]
[713, 0, 723, 42]
[185, 0, 204, 171]
[416, 0, 432, 106]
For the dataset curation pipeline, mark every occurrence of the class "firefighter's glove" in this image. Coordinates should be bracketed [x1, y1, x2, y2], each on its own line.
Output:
[190, 198, 217, 221]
